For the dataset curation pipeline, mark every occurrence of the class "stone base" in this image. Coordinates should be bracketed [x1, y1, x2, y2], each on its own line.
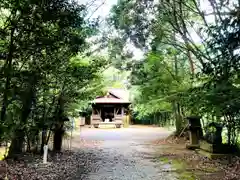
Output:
[99, 124, 116, 129]
[200, 140, 219, 153]
[186, 143, 200, 150]
[200, 140, 234, 154]
[93, 122, 123, 129]
[196, 149, 230, 159]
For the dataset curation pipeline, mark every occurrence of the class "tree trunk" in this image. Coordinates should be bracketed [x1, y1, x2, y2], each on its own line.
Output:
[8, 73, 37, 157]
[187, 50, 194, 75]
[52, 92, 66, 152]
[1, 27, 15, 122]
[26, 134, 31, 152]
[8, 129, 25, 158]
[173, 102, 183, 135]
[53, 128, 64, 152]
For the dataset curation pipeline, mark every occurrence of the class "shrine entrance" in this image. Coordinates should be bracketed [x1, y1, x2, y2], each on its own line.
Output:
[101, 106, 114, 122]
[90, 89, 131, 128]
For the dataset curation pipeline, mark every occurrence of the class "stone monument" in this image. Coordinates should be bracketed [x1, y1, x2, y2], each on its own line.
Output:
[200, 122, 224, 154]
[198, 122, 234, 159]
[186, 116, 203, 149]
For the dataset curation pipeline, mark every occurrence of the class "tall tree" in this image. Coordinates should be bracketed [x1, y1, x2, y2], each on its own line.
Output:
[0, 0, 106, 156]
[107, 0, 240, 140]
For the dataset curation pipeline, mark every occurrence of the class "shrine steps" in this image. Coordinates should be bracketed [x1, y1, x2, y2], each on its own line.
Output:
[93, 122, 122, 129]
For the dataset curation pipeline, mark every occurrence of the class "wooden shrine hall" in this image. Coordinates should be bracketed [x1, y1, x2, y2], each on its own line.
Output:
[91, 89, 131, 128]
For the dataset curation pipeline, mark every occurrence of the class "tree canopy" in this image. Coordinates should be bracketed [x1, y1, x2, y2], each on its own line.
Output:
[107, 0, 240, 143]
[0, 0, 108, 156]
[1, 0, 240, 159]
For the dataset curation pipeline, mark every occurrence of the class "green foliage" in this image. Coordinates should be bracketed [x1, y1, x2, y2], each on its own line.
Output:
[108, 0, 240, 142]
[0, 0, 107, 156]
[130, 49, 191, 127]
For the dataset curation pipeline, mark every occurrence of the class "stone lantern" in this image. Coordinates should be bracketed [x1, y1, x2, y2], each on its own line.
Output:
[186, 116, 203, 149]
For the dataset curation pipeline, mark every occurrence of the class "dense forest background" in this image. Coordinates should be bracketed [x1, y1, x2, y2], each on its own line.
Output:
[1, 0, 240, 158]
[105, 0, 240, 146]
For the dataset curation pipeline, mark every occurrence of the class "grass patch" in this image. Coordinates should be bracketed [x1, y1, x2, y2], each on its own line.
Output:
[159, 157, 169, 163]
[179, 171, 197, 180]
[155, 141, 225, 179]
[159, 156, 197, 179]
[201, 166, 219, 173]
[172, 159, 187, 170]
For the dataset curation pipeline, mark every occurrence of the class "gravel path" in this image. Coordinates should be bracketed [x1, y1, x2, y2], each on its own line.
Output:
[72, 127, 177, 180]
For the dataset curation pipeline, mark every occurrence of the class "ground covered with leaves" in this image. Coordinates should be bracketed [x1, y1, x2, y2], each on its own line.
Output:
[1, 131, 240, 180]
[152, 136, 240, 180]
[0, 138, 104, 180]
[0, 151, 84, 180]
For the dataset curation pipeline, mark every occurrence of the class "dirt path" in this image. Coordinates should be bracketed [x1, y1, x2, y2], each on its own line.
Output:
[0, 126, 233, 180]
[72, 127, 177, 180]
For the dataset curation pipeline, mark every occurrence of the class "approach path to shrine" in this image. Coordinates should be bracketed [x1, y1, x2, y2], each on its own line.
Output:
[72, 126, 177, 180]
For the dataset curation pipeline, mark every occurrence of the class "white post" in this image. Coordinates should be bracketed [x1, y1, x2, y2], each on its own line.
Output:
[70, 129, 73, 151]
[43, 145, 48, 164]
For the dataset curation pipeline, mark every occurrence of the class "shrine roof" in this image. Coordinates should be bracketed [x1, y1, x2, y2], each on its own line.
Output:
[93, 97, 130, 104]
[92, 89, 131, 104]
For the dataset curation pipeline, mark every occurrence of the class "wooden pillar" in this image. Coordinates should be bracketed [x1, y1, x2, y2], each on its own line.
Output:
[91, 107, 94, 125]
[98, 108, 102, 121]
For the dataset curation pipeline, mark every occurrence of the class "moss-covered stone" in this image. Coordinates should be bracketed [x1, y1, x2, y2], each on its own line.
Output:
[159, 156, 197, 179]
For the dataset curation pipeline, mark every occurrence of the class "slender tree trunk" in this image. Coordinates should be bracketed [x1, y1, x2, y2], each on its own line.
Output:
[53, 94, 65, 152]
[1, 27, 15, 122]
[173, 102, 182, 135]
[26, 133, 31, 152]
[40, 95, 56, 153]
[225, 115, 232, 146]
[187, 50, 194, 75]
[173, 47, 183, 135]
